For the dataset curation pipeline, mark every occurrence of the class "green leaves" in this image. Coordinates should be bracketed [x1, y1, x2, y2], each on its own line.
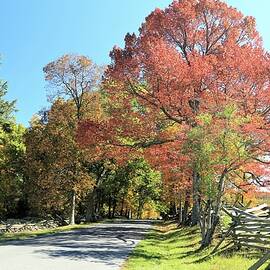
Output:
[0, 120, 25, 217]
[221, 104, 237, 119]
[0, 80, 16, 126]
[185, 105, 252, 199]
[0, 78, 26, 217]
[197, 113, 212, 125]
[126, 158, 162, 204]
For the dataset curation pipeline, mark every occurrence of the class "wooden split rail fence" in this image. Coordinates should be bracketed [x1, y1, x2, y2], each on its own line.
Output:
[213, 203, 270, 270]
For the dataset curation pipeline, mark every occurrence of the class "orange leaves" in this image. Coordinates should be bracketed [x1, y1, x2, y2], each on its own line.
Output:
[78, 0, 270, 202]
[106, 0, 268, 127]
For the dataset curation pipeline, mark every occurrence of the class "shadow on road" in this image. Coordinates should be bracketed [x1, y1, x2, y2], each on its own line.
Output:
[0, 220, 153, 267]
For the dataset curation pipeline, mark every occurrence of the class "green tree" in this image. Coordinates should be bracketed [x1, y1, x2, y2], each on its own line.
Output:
[0, 80, 16, 126]
[125, 159, 162, 219]
[0, 80, 25, 218]
[186, 105, 263, 246]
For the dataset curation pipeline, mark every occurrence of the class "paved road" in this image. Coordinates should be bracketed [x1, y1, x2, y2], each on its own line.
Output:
[0, 220, 153, 270]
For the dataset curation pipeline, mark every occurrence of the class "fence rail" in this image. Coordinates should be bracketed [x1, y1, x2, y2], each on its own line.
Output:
[213, 204, 270, 270]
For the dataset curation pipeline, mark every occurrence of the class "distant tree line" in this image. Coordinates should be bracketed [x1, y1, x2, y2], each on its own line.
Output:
[0, 55, 163, 225]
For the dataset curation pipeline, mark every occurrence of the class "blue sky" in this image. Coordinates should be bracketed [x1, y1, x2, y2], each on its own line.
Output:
[1, 0, 269, 126]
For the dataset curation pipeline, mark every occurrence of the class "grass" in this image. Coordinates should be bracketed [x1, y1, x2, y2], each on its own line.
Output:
[0, 223, 94, 242]
[123, 222, 268, 270]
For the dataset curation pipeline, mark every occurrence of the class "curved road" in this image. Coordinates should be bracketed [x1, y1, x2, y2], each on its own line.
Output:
[0, 220, 153, 270]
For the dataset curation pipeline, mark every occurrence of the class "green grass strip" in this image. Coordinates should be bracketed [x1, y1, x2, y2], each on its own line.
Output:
[123, 222, 266, 270]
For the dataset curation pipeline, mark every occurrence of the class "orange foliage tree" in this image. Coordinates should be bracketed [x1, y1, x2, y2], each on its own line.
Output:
[43, 54, 103, 224]
[78, 0, 270, 246]
[25, 94, 104, 221]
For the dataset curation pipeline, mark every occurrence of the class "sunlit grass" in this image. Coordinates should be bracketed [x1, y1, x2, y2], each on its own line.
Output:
[123, 222, 267, 270]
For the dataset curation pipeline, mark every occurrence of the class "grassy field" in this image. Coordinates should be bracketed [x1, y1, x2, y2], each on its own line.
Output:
[123, 222, 268, 270]
[0, 223, 93, 242]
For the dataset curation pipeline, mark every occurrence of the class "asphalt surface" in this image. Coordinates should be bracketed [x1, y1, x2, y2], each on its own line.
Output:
[0, 220, 153, 270]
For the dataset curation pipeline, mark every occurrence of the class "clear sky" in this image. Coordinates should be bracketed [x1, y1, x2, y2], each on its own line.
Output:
[1, 0, 269, 126]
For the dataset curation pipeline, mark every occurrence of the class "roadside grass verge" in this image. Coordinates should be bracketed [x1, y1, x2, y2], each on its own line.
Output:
[123, 222, 267, 270]
[0, 223, 94, 242]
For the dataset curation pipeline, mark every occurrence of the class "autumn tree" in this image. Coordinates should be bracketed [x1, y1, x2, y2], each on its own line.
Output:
[25, 92, 103, 222]
[79, 0, 270, 246]
[43, 54, 103, 120]
[43, 54, 103, 224]
[185, 104, 270, 246]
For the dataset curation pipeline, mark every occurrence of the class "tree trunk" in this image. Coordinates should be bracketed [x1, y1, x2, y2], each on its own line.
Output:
[174, 201, 177, 216]
[137, 200, 144, 219]
[137, 205, 140, 219]
[191, 171, 200, 225]
[200, 171, 227, 247]
[99, 200, 103, 216]
[70, 190, 76, 225]
[201, 212, 219, 248]
[183, 192, 190, 224]
[108, 196, 112, 218]
[86, 188, 96, 222]
[178, 192, 183, 224]
[120, 197, 124, 216]
[112, 198, 117, 218]
[94, 190, 99, 214]
[128, 209, 132, 219]
[85, 168, 106, 222]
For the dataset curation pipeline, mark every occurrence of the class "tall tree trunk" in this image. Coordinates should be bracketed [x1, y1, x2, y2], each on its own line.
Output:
[137, 205, 140, 219]
[98, 200, 103, 216]
[174, 200, 177, 216]
[86, 188, 96, 222]
[94, 190, 99, 214]
[178, 192, 183, 224]
[85, 169, 106, 222]
[108, 196, 112, 218]
[112, 198, 117, 218]
[200, 171, 227, 247]
[183, 192, 190, 224]
[137, 200, 144, 219]
[191, 171, 200, 225]
[120, 197, 125, 216]
[70, 190, 76, 225]
[127, 209, 132, 219]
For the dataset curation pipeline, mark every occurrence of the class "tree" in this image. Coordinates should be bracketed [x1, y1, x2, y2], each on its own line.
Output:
[43, 54, 103, 224]
[84, 159, 117, 221]
[74, 155, 162, 221]
[0, 123, 25, 218]
[43, 54, 103, 120]
[185, 105, 270, 246]
[0, 79, 25, 218]
[0, 80, 16, 126]
[125, 159, 161, 219]
[79, 0, 270, 246]
[25, 93, 103, 222]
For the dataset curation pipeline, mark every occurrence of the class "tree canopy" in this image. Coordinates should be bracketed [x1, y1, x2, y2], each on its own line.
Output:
[1, 0, 270, 249]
